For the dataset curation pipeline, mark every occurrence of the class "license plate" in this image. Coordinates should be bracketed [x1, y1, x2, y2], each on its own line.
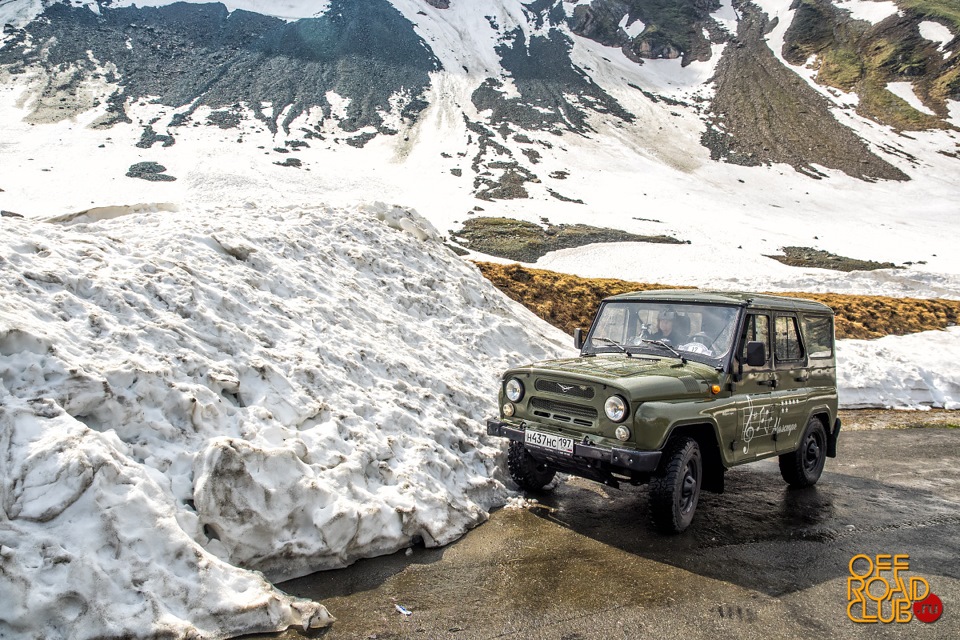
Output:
[524, 429, 574, 455]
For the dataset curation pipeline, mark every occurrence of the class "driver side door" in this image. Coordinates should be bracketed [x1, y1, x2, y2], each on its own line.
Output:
[734, 312, 780, 462]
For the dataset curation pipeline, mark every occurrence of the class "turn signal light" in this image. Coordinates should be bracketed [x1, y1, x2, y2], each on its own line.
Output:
[711, 384, 721, 395]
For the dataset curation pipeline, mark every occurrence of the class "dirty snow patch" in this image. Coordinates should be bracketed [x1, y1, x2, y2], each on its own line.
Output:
[886, 81, 936, 116]
[619, 14, 646, 39]
[919, 20, 954, 50]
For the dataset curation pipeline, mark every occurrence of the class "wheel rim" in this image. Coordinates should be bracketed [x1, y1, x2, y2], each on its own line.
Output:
[679, 461, 698, 514]
[803, 432, 823, 473]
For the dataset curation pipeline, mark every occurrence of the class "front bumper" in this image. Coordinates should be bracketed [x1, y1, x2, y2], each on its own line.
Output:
[487, 418, 661, 474]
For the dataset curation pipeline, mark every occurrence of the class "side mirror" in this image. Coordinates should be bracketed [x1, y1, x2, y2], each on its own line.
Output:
[745, 341, 767, 367]
[574, 328, 584, 350]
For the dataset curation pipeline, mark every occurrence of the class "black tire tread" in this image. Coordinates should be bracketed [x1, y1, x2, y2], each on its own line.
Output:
[779, 417, 827, 488]
[507, 441, 556, 491]
[649, 437, 700, 534]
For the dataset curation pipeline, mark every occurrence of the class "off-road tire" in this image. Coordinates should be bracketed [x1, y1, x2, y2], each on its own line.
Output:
[779, 417, 827, 488]
[649, 437, 702, 534]
[507, 441, 556, 491]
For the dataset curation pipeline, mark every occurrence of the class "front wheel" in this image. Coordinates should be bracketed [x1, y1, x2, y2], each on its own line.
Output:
[779, 417, 827, 488]
[507, 441, 556, 491]
[649, 437, 702, 534]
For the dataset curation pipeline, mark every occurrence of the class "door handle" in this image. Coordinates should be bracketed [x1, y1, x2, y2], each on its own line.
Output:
[795, 374, 810, 382]
[758, 379, 778, 388]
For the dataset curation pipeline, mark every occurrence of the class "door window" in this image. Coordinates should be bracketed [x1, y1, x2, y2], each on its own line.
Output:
[740, 314, 770, 369]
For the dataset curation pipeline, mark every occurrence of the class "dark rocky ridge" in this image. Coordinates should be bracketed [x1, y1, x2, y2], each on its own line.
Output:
[472, 27, 635, 134]
[0, 0, 439, 135]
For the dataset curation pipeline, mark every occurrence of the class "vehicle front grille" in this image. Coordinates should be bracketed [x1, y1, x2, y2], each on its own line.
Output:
[535, 379, 595, 399]
[529, 397, 597, 427]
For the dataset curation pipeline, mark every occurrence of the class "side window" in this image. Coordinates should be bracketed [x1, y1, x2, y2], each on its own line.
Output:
[740, 314, 770, 368]
[775, 315, 805, 363]
[802, 315, 834, 359]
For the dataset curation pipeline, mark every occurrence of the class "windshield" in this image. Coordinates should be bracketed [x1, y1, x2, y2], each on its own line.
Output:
[584, 301, 741, 366]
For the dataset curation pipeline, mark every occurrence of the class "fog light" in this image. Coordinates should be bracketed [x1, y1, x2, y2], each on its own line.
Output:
[615, 425, 631, 441]
[502, 403, 515, 417]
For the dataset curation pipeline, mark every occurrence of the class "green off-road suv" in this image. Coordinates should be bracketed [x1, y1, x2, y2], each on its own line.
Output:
[487, 290, 840, 533]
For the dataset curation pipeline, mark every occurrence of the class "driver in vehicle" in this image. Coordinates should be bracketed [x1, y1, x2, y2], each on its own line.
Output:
[649, 310, 689, 345]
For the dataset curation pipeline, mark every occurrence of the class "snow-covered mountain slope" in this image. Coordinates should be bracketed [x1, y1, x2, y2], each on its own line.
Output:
[0, 0, 959, 296]
[0, 202, 570, 638]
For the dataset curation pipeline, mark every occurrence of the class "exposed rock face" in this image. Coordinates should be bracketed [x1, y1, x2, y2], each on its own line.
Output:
[424, 0, 450, 8]
[471, 26, 634, 135]
[568, 0, 725, 66]
[0, 0, 439, 135]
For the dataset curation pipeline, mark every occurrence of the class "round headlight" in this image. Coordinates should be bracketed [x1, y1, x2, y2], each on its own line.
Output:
[604, 395, 628, 423]
[505, 378, 525, 402]
[502, 403, 515, 417]
[615, 425, 631, 441]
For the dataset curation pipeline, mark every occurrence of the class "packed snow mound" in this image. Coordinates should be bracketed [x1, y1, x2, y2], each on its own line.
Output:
[0, 201, 570, 638]
[838, 327, 960, 410]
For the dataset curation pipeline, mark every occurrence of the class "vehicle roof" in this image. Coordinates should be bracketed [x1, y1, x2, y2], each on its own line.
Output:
[604, 289, 834, 314]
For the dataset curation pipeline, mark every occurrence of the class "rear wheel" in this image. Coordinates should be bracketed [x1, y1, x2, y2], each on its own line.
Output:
[779, 417, 827, 488]
[507, 441, 556, 491]
[649, 437, 702, 534]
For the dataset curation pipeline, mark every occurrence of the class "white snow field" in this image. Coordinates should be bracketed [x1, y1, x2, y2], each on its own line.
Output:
[0, 202, 570, 638]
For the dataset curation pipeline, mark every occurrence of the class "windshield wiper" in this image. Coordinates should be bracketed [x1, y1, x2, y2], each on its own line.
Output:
[641, 339, 687, 364]
[593, 337, 632, 357]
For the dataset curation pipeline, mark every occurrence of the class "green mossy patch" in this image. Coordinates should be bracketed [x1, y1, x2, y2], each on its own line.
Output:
[451, 217, 685, 263]
[765, 246, 901, 272]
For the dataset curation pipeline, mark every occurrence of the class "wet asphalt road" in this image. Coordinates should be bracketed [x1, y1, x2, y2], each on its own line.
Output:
[257, 426, 960, 640]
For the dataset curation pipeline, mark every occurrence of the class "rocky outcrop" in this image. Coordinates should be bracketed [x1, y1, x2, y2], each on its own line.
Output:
[126, 162, 176, 181]
[780, 0, 957, 130]
[568, 0, 725, 66]
[702, 1, 909, 181]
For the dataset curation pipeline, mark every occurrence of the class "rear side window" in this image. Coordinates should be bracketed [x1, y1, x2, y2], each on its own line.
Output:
[802, 315, 834, 359]
[775, 316, 805, 362]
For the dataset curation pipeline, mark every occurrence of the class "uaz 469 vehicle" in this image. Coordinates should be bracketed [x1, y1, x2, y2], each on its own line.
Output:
[487, 290, 840, 533]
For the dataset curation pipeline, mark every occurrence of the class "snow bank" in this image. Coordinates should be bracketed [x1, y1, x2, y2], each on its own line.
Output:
[919, 20, 955, 51]
[0, 201, 569, 639]
[838, 328, 960, 410]
[833, 0, 901, 25]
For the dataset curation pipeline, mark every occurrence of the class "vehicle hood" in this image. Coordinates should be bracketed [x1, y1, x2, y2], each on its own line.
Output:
[525, 355, 718, 383]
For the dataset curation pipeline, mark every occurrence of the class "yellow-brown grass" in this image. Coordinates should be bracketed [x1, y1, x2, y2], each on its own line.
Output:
[476, 262, 960, 340]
